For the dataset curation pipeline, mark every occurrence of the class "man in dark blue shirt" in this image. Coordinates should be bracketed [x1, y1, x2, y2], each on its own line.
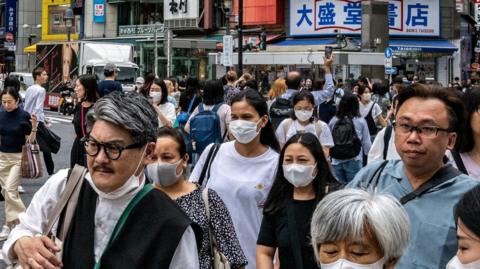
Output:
[98, 63, 123, 97]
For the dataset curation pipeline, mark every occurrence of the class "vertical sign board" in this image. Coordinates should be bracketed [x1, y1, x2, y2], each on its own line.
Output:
[94, 0, 106, 23]
[5, 0, 16, 50]
[289, 0, 440, 37]
[164, 0, 199, 20]
[223, 35, 233, 66]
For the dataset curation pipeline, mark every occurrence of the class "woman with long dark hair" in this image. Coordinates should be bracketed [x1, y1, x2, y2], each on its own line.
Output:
[70, 74, 98, 167]
[257, 132, 337, 269]
[447, 87, 480, 178]
[190, 89, 280, 269]
[328, 93, 371, 183]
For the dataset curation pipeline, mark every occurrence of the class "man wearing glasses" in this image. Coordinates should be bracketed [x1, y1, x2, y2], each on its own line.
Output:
[2, 92, 200, 268]
[348, 83, 478, 269]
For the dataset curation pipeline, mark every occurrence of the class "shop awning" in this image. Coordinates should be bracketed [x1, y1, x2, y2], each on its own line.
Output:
[389, 39, 458, 53]
[23, 44, 36, 53]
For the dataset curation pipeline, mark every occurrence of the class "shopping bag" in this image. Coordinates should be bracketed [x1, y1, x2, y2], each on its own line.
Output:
[21, 142, 43, 179]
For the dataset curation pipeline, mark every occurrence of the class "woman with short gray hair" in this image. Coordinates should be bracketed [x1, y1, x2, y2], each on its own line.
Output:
[310, 189, 410, 269]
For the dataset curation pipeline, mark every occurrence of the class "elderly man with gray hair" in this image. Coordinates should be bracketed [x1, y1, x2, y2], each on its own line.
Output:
[3, 91, 200, 269]
[310, 189, 410, 269]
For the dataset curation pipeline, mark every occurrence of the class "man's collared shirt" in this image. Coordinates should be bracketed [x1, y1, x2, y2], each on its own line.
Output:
[24, 84, 46, 123]
[348, 160, 478, 269]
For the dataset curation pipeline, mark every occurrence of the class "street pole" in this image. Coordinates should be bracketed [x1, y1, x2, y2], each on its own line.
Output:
[154, 27, 158, 77]
[238, 0, 243, 76]
[225, 9, 231, 73]
[167, 29, 172, 77]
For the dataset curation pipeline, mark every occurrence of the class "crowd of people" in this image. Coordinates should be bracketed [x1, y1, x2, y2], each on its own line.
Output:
[0, 58, 479, 269]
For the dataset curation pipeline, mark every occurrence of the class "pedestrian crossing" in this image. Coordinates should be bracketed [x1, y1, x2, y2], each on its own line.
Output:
[44, 111, 73, 125]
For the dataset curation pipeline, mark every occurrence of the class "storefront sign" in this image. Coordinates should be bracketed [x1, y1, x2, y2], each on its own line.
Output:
[289, 0, 440, 37]
[223, 35, 233, 67]
[475, 1, 480, 24]
[4, 41, 15, 51]
[118, 24, 165, 37]
[5, 0, 16, 43]
[94, 0, 106, 23]
[164, 0, 198, 20]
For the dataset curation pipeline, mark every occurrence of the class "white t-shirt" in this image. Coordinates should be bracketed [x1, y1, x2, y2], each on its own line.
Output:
[185, 103, 231, 138]
[190, 141, 279, 269]
[157, 102, 176, 127]
[359, 101, 382, 120]
[275, 119, 334, 147]
[446, 150, 480, 180]
[367, 126, 400, 163]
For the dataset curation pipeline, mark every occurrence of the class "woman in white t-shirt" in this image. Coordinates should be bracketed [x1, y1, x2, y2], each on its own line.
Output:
[357, 85, 387, 138]
[190, 89, 280, 269]
[275, 90, 333, 157]
[149, 79, 176, 127]
[185, 80, 231, 139]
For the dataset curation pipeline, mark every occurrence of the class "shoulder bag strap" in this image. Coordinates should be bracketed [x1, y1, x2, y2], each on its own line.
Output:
[366, 160, 389, 191]
[198, 144, 221, 187]
[286, 201, 305, 269]
[80, 105, 86, 138]
[45, 165, 87, 236]
[94, 184, 154, 269]
[383, 125, 393, 160]
[187, 96, 196, 114]
[368, 102, 376, 115]
[201, 188, 217, 257]
[198, 103, 205, 113]
[451, 150, 468, 175]
[400, 165, 462, 205]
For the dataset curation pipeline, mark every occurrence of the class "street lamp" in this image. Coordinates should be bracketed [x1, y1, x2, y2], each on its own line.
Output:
[64, 8, 74, 41]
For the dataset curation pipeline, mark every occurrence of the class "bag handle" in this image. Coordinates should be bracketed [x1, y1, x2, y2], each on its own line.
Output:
[45, 165, 87, 237]
[198, 144, 221, 187]
[450, 150, 468, 175]
[366, 160, 388, 191]
[201, 188, 217, 258]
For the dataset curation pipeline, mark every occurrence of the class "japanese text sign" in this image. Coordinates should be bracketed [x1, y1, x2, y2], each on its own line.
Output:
[164, 0, 199, 20]
[290, 0, 440, 37]
[94, 0, 106, 23]
[5, 0, 16, 41]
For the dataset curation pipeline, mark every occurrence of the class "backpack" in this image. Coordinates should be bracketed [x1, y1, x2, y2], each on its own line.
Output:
[269, 97, 293, 130]
[190, 103, 224, 156]
[330, 117, 362, 160]
[282, 119, 326, 142]
[317, 94, 337, 124]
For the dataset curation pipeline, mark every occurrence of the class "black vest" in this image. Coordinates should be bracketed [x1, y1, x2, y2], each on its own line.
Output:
[60, 182, 201, 269]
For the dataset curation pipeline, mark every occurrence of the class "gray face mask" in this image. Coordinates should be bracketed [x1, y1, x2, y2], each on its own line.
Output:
[146, 159, 183, 187]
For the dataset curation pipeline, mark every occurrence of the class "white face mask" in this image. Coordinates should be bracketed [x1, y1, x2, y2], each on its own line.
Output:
[295, 109, 313, 122]
[282, 163, 316, 187]
[149, 91, 162, 103]
[229, 119, 261, 144]
[146, 159, 183, 187]
[362, 93, 372, 102]
[321, 258, 385, 269]
[87, 145, 147, 200]
[447, 256, 480, 269]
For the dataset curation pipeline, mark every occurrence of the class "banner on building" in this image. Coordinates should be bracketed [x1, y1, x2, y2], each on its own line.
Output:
[94, 0, 106, 23]
[5, 0, 16, 43]
[164, 0, 199, 20]
[289, 0, 440, 37]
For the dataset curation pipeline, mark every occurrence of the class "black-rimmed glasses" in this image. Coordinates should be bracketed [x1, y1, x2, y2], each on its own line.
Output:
[394, 123, 451, 138]
[82, 137, 143, 160]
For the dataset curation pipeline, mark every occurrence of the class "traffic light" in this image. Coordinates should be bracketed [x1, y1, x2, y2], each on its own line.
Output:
[259, 32, 267, 51]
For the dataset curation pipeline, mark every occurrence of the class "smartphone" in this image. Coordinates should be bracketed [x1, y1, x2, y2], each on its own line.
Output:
[325, 46, 333, 59]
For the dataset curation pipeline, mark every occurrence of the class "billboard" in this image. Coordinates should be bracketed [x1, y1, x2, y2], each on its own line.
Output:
[289, 0, 440, 37]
